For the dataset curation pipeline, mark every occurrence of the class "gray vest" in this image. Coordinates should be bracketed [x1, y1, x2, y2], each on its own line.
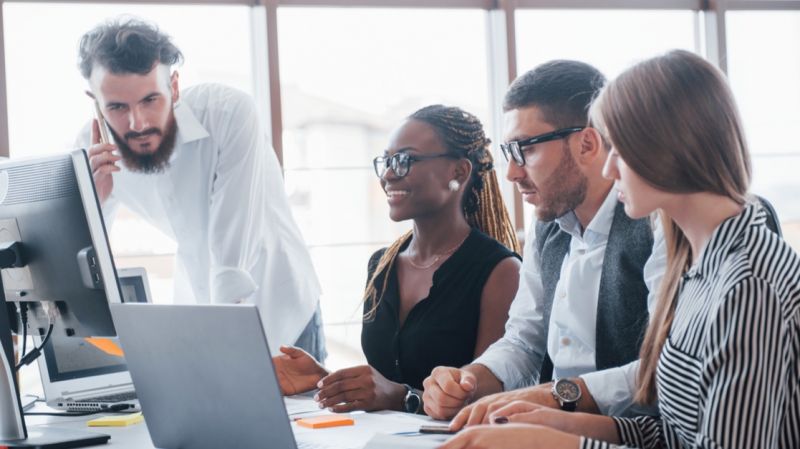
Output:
[535, 201, 653, 383]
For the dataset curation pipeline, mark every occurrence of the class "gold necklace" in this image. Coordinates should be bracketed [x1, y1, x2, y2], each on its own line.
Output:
[406, 232, 470, 270]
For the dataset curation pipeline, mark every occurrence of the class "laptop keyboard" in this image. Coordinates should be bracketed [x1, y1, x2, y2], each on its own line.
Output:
[75, 391, 137, 403]
[62, 391, 139, 411]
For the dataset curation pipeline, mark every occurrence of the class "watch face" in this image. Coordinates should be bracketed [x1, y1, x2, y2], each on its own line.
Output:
[555, 380, 581, 402]
[404, 392, 421, 413]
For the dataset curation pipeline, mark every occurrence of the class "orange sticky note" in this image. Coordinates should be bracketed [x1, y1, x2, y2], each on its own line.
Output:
[296, 415, 354, 429]
[84, 338, 125, 357]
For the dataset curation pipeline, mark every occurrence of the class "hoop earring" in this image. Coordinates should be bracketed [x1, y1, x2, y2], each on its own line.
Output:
[448, 180, 460, 192]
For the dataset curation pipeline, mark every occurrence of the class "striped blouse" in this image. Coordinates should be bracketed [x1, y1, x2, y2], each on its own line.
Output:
[581, 202, 800, 449]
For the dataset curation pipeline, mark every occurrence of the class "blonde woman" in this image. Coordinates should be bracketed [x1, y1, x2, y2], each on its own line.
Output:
[442, 50, 799, 449]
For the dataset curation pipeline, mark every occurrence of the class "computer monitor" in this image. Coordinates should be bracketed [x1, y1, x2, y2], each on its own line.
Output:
[39, 268, 150, 385]
[0, 149, 122, 447]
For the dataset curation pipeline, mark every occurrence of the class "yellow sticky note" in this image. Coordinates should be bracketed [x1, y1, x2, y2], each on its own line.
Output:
[296, 414, 354, 429]
[87, 412, 143, 427]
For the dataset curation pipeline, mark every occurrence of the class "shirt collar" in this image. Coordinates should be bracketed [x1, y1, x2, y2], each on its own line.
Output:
[555, 187, 618, 245]
[172, 100, 210, 147]
[684, 200, 766, 280]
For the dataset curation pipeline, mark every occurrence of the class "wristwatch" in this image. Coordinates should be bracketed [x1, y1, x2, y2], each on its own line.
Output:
[401, 384, 422, 414]
[551, 378, 581, 412]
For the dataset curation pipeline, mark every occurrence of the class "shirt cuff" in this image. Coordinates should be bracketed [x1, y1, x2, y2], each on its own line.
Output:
[472, 341, 537, 391]
[580, 437, 620, 449]
[581, 366, 635, 416]
[211, 267, 258, 304]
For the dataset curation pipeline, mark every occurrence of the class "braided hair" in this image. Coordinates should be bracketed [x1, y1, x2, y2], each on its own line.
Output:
[364, 105, 520, 320]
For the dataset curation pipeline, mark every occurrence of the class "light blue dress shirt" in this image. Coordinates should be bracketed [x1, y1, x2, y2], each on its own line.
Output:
[473, 188, 666, 416]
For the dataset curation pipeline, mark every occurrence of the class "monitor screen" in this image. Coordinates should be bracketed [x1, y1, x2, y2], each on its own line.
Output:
[40, 273, 149, 382]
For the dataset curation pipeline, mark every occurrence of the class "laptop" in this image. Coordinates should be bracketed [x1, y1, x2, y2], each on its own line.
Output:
[110, 303, 304, 449]
[36, 267, 152, 411]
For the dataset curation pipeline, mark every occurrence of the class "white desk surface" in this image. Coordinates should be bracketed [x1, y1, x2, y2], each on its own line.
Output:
[22, 397, 445, 449]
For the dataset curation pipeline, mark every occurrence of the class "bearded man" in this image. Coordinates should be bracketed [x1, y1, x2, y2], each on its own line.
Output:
[77, 18, 325, 361]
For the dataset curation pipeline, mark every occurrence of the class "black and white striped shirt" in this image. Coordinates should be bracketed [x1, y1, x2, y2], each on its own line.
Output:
[582, 202, 800, 449]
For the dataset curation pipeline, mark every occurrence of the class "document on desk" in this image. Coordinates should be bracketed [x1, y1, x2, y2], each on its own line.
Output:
[293, 411, 435, 449]
[285, 396, 323, 416]
[364, 433, 447, 449]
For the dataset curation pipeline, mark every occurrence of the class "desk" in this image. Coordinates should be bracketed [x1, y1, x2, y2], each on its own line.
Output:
[22, 397, 445, 449]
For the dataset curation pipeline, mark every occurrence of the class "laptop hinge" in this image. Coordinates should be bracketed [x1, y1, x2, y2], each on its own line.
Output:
[60, 383, 134, 400]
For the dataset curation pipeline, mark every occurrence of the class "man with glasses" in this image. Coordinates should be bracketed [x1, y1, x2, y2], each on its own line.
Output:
[422, 60, 665, 424]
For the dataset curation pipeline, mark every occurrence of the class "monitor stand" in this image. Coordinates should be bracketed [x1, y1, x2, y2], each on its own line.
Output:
[0, 427, 110, 449]
[0, 250, 111, 448]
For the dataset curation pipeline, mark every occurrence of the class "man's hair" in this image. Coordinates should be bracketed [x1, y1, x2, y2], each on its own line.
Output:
[503, 60, 606, 128]
[78, 18, 183, 79]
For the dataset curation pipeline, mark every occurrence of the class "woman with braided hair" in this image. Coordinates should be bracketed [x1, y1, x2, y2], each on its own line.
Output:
[273, 105, 521, 413]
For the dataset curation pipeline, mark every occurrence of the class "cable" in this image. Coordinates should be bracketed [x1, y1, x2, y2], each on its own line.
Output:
[19, 303, 28, 358]
[24, 403, 133, 417]
[15, 322, 54, 372]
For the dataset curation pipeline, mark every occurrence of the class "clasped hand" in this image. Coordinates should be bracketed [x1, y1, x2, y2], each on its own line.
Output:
[272, 346, 406, 412]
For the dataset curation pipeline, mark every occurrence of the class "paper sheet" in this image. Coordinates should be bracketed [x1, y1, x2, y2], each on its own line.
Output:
[285, 396, 325, 417]
[363, 433, 448, 449]
[293, 411, 436, 449]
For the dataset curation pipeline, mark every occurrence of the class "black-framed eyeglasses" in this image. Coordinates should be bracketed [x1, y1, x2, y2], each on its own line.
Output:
[500, 126, 585, 167]
[373, 151, 457, 178]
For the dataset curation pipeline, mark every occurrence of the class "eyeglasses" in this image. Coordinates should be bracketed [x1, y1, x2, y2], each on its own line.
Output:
[373, 151, 457, 178]
[500, 126, 585, 167]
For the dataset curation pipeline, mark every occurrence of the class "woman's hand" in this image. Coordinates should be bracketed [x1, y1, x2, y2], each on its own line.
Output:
[438, 423, 581, 449]
[314, 365, 407, 413]
[488, 400, 574, 430]
[489, 400, 620, 443]
[272, 346, 328, 396]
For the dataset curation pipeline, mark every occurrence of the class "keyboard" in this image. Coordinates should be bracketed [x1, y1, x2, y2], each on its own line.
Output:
[62, 391, 138, 411]
[76, 391, 137, 403]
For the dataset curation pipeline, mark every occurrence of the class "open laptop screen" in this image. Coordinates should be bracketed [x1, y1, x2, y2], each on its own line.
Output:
[39, 270, 150, 382]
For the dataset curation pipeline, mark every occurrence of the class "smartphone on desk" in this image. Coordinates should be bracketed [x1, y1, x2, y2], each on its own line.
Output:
[419, 425, 458, 435]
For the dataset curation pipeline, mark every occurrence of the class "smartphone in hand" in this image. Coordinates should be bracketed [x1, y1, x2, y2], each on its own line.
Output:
[92, 99, 111, 145]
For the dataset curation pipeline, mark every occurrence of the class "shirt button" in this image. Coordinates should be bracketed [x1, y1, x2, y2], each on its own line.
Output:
[395, 359, 400, 367]
[559, 290, 566, 299]
[561, 337, 571, 346]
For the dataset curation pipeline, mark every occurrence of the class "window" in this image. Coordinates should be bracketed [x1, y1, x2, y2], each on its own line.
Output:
[514, 9, 697, 230]
[727, 11, 800, 251]
[278, 7, 491, 367]
[4, 3, 255, 298]
[3, 2, 254, 392]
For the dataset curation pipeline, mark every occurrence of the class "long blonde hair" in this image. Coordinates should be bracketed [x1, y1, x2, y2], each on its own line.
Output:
[590, 50, 751, 404]
[363, 105, 520, 321]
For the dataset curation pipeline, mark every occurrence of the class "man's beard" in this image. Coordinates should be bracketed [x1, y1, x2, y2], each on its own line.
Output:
[529, 141, 588, 222]
[109, 115, 178, 174]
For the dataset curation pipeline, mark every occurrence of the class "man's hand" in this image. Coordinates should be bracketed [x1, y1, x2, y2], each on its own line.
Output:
[449, 383, 557, 430]
[87, 119, 120, 204]
[314, 365, 406, 413]
[272, 345, 328, 396]
[422, 366, 478, 420]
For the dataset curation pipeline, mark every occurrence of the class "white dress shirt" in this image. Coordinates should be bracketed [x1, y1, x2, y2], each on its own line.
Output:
[77, 83, 321, 353]
[474, 188, 666, 416]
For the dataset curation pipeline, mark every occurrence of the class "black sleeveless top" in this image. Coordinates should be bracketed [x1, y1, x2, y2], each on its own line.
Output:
[361, 228, 520, 390]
